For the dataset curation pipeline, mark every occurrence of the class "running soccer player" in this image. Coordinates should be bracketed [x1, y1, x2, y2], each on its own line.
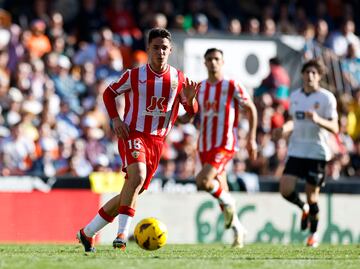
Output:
[180, 48, 258, 248]
[274, 59, 339, 247]
[77, 28, 199, 252]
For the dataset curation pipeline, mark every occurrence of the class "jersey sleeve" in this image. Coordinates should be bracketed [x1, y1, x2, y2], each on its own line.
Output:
[289, 90, 297, 117]
[108, 69, 131, 95]
[233, 80, 251, 107]
[103, 70, 131, 119]
[325, 92, 338, 120]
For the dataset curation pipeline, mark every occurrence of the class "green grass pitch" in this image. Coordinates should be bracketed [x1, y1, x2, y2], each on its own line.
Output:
[0, 243, 359, 269]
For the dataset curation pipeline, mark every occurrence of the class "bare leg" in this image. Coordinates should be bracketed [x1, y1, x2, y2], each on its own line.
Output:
[113, 162, 147, 248]
[119, 162, 147, 208]
[196, 163, 218, 191]
[102, 194, 121, 217]
[279, 174, 306, 210]
[217, 170, 229, 191]
[279, 175, 298, 198]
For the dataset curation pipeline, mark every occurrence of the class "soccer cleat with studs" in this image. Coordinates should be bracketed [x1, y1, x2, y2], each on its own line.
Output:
[113, 233, 127, 250]
[306, 232, 319, 248]
[77, 229, 95, 252]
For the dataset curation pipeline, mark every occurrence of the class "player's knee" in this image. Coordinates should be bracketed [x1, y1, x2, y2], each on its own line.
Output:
[281, 190, 297, 202]
[129, 175, 146, 190]
[196, 176, 212, 191]
[309, 203, 319, 215]
[279, 183, 293, 198]
[280, 187, 292, 198]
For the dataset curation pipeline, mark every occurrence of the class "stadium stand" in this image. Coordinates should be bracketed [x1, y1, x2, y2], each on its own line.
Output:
[0, 0, 360, 185]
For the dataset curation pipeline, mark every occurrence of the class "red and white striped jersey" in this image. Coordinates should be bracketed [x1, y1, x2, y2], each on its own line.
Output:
[108, 64, 190, 137]
[197, 78, 251, 152]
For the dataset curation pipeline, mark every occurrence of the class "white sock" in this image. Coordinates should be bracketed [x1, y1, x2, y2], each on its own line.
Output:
[232, 214, 245, 234]
[84, 214, 110, 237]
[117, 214, 133, 239]
[210, 180, 234, 206]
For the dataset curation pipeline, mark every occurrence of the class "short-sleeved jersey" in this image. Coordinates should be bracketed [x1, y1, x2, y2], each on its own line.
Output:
[197, 79, 251, 152]
[108, 64, 190, 137]
[288, 87, 338, 161]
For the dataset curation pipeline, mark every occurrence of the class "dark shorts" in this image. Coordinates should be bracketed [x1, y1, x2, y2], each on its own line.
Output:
[283, 157, 327, 186]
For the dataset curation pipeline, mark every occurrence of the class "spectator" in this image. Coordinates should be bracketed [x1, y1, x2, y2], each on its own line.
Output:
[151, 13, 168, 29]
[245, 17, 260, 35]
[341, 43, 360, 92]
[203, 0, 227, 30]
[255, 58, 291, 105]
[51, 55, 86, 114]
[192, 13, 209, 35]
[25, 19, 52, 59]
[268, 138, 287, 178]
[48, 12, 66, 40]
[0, 0, 359, 181]
[277, 3, 296, 35]
[328, 19, 360, 58]
[228, 158, 259, 192]
[227, 18, 242, 36]
[314, 19, 330, 48]
[261, 18, 276, 37]
[1, 122, 36, 175]
[76, 0, 106, 42]
[105, 0, 142, 47]
[156, 158, 176, 181]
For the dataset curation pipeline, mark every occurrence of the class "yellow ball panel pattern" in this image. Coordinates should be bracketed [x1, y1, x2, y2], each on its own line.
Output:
[134, 218, 167, 251]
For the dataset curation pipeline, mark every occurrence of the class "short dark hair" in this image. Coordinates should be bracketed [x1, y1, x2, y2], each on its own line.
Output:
[301, 59, 326, 76]
[148, 28, 172, 44]
[270, 57, 281, 65]
[204, 48, 223, 58]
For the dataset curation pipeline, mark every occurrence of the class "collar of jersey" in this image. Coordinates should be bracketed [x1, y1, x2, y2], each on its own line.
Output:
[147, 64, 169, 77]
[206, 79, 223, 86]
[301, 88, 317, 96]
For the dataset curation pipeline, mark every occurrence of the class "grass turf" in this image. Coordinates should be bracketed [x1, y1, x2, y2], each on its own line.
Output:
[0, 243, 359, 269]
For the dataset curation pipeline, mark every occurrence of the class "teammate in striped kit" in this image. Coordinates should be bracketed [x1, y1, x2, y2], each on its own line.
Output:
[180, 48, 258, 248]
[274, 59, 339, 247]
[77, 28, 199, 252]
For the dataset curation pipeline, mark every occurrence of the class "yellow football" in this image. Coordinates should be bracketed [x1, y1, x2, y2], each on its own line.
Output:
[134, 217, 167, 251]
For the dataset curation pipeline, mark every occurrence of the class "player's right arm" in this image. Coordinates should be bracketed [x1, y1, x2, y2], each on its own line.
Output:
[103, 70, 131, 139]
[176, 113, 195, 124]
[234, 80, 258, 161]
[273, 119, 294, 140]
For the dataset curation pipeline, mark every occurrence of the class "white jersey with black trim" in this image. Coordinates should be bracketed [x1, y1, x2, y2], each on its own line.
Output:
[288, 87, 338, 161]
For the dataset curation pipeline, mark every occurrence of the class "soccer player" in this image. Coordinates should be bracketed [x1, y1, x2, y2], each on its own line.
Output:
[273, 59, 339, 247]
[77, 28, 199, 252]
[179, 48, 258, 248]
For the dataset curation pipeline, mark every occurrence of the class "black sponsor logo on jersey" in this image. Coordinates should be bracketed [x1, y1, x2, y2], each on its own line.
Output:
[295, 111, 305, 120]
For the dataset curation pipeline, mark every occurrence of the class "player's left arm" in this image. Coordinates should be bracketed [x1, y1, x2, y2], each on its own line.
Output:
[234, 82, 258, 161]
[305, 94, 339, 134]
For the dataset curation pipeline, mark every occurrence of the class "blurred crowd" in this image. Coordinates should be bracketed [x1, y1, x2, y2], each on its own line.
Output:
[0, 0, 360, 186]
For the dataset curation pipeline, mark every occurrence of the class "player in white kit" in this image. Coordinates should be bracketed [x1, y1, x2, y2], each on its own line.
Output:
[273, 59, 339, 247]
